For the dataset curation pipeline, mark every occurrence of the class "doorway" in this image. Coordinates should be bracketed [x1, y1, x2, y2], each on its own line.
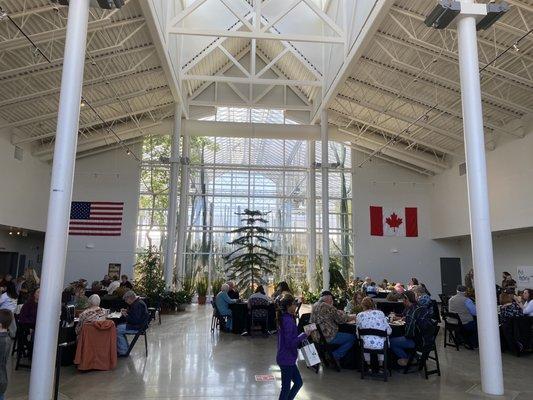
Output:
[0, 252, 19, 277]
[440, 257, 462, 296]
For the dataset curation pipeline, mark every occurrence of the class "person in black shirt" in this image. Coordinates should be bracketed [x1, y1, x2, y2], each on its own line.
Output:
[116, 291, 149, 356]
[227, 281, 240, 300]
[120, 275, 133, 289]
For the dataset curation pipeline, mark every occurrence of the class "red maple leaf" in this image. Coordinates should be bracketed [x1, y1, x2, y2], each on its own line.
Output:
[385, 213, 403, 231]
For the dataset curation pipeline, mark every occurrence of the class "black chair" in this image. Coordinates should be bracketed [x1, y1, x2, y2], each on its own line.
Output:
[357, 328, 392, 382]
[294, 301, 303, 323]
[314, 324, 341, 372]
[297, 313, 311, 334]
[211, 301, 227, 332]
[124, 321, 149, 357]
[146, 298, 162, 325]
[430, 300, 441, 323]
[403, 325, 441, 379]
[249, 302, 270, 337]
[15, 322, 33, 370]
[438, 294, 449, 315]
[443, 312, 463, 350]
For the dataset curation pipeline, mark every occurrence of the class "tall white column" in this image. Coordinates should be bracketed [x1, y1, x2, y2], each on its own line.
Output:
[351, 148, 357, 278]
[28, 1, 90, 398]
[175, 128, 190, 284]
[164, 108, 181, 288]
[457, 1, 504, 395]
[321, 110, 330, 290]
[307, 140, 317, 291]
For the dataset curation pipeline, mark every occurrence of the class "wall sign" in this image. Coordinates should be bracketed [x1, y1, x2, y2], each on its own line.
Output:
[516, 266, 533, 290]
[108, 263, 121, 278]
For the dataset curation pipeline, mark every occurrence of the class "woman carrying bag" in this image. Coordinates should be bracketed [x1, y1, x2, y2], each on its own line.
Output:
[276, 294, 314, 400]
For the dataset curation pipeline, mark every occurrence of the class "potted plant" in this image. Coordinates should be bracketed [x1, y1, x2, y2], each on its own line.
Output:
[175, 290, 193, 311]
[196, 275, 208, 305]
[133, 247, 165, 309]
[160, 290, 179, 313]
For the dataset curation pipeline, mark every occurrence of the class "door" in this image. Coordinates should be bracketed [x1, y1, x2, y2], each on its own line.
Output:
[0, 252, 18, 277]
[440, 257, 462, 296]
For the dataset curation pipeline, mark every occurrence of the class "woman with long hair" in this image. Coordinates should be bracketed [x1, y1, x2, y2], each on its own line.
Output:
[276, 294, 309, 400]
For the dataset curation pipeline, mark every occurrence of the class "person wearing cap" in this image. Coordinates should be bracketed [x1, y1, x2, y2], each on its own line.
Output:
[310, 291, 356, 367]
[116, 290, 150, 356]
[448, 285, 478, 348]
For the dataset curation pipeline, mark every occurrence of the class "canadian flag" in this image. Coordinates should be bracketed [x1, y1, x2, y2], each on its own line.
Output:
[370, 206, 418, 237]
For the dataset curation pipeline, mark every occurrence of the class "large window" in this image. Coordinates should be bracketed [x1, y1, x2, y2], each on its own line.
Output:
[136, 109, 354, 285]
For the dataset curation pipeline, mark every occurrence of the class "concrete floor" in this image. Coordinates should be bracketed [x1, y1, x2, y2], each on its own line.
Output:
[7, 305, 533, 400]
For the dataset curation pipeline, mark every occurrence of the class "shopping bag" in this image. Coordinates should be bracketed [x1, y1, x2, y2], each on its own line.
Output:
[300, 340, 321, 367]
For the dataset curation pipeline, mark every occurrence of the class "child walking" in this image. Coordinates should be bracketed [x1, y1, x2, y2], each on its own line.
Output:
[0, 309, 13, 400]
[276, 294, 309, 400]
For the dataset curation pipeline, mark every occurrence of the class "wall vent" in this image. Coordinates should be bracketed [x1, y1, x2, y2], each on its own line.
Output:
[459, 162, 467, 176]
[14, 146, 23, 161]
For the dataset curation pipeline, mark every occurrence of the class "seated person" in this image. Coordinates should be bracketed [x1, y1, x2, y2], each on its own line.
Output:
[120, 275, 133, 289]
[361, 277, 372, 293]
[344, 291, 364, 314]
[227, 281, 240, 300]
[215, 284, 237, 331]
[116, 291, 150, 356]
[517, 288, 533, 316]
[390, 291, 434, 366]
[407, 277, 419, 291]
[106, 276, 121, 296]
[448, 285, 478, 348]
[75, 294, 107, 336]
[501, 272, 516, 293]
[356, 297, 391, 365]
[69, 284, 89, 311]
[365, 282, 378, 297]
[273, 281, 291, 301]
[399, 290, 417, 318]
[19, 289, 40, 327]
[100, 275, 112, 289]
[0, 281, 18, 314]
[247, 285, 271, 334]
[90, 281, 103, 292]
[499, 292, 523, 325]
[310, 291, 356, 367]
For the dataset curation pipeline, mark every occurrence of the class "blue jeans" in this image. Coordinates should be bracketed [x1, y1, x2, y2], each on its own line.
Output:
[279, 365, 302, 400]
[328, 332, 356, 360]
[390, 336, 415, 359]
[462, 320, 478, 348]
[116, 324, 139, 355]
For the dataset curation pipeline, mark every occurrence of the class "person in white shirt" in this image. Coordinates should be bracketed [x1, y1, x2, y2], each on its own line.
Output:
[356, 297, 392, 364]
[517, 289, 533, 316]
[0, 282, 18, 314]
[107, 276, 121, 295]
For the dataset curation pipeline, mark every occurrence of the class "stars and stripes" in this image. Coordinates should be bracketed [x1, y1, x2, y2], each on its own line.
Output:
[69, 201, 123, 236]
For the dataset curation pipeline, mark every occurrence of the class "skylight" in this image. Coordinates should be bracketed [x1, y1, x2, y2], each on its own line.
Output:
[201, 107, 298, 125]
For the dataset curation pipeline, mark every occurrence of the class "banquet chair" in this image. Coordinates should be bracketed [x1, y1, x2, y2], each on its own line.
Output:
[403, 325, 441, 379]
[314, 324, 341, 372]
[297, 313, 311, 334]
[15, 322, 33, 370]
[442, 312, 463, 350]
[357, 328, 392, 382]
[249, 300, 270, 337]
[124, 320, 150, 357]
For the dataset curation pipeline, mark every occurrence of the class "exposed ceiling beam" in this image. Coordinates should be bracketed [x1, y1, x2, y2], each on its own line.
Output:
[0, 66, 163, 108]
[0, 16, 145, 53]
[336, 93, 462, 143]
[328, 107, 459, 156]
[183, 74, 321, 87]
[350, 65, 520, 137]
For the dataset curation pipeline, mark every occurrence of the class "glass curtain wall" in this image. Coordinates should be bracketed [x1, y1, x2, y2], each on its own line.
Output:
[136, 109, 354, 287]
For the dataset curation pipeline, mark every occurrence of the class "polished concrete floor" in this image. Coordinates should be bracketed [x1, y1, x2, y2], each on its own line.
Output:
[7, 306, 533, 400]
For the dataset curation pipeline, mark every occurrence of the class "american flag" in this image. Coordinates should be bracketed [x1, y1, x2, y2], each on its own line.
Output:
[69, 201, 123, 236]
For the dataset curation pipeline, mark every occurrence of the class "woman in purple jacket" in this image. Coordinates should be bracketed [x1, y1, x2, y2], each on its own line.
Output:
[277, 294, 307, 400]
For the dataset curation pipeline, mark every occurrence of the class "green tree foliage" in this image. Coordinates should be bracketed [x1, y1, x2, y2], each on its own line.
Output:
[224, 209, 278, 293]
[133, 247, 166, 304]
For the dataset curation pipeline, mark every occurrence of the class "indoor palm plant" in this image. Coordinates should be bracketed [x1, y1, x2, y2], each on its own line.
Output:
[196, 275, 208, 305]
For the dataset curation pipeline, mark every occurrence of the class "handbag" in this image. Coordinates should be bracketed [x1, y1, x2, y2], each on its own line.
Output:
[299, 339, 321, 367]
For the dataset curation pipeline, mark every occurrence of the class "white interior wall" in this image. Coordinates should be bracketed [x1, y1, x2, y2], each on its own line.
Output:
[353, 154, 461, 296]
[431, 115, 533, 239]
[0, 123, 51, 232]
[64, 145, 141, 285]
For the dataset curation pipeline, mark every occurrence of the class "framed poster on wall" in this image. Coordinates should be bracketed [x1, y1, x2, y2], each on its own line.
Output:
[517, 266, 533, 290]
[108, 263, 121, 278]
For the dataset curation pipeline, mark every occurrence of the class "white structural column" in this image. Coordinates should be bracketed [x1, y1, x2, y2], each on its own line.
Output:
[351, 148, 357, 277]
[456, 1, 504, 396]
[307, 140, 317, 291]
[28, 1, 90, 399]
[321, 110, 330, 290]
[175, 127, 191, 283]
[164, 107, 181, 287]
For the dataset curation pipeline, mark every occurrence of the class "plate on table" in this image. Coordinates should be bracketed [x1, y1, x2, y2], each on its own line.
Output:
[108, 312, 123, 319]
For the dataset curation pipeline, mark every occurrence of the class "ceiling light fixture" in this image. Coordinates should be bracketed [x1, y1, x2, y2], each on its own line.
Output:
[513, 43, 519, 52]
[0, 9, 8, 20]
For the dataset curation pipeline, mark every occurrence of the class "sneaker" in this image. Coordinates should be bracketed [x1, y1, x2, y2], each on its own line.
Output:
[397, 358, 409, 366]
